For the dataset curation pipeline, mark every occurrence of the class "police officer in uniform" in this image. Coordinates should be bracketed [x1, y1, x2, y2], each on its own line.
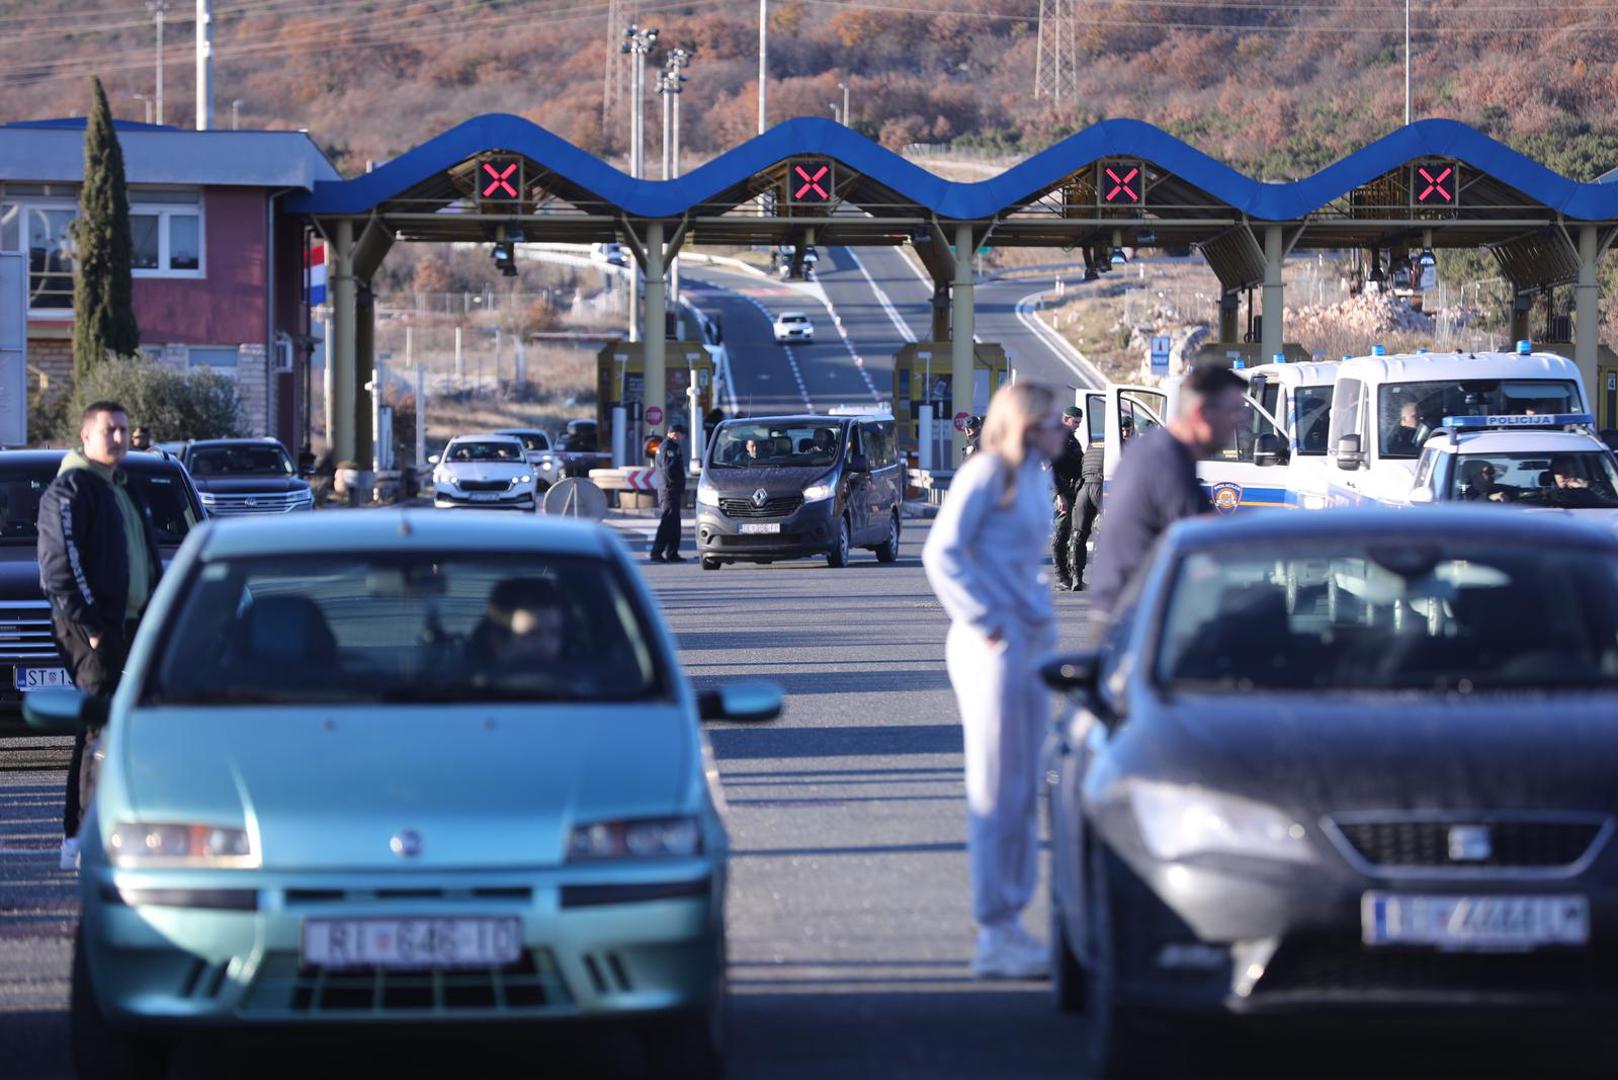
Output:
[963, 415, 984, 457]
[649, 423, 688, 563]
[1068, 430, 1105, 590]
[1049, 405, 1086, 590]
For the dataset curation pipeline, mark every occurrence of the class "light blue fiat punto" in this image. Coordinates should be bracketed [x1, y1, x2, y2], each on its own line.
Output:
[27, 510, 780, 1080]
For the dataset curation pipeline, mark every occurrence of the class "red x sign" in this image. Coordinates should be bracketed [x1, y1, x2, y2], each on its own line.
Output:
[1416, 165, 1453, 203]
[1104, 165, 1140, 203]
[481, 161, 519, 200]
[791, 162, 832, 203]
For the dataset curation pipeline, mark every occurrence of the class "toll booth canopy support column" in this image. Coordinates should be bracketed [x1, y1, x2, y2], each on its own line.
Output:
[1261, 224, 1284, 364]
[643, 220, 667, 435]
[1576, 224, 1600, 397]
[328, 220, 357, 464]
[951, 221, 975, 466]
[354, 285, 375, 478]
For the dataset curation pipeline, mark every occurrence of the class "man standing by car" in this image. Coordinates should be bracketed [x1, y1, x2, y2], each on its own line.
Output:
[37, 401, 163, 871]
[1088, 366, 1246, 625]
[649, 423, 688, 563]
[1049, 406, 1085, 590]
[1068, 425, 1106, 591]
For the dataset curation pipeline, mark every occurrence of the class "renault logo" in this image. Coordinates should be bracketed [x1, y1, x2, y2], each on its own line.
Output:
[390, 828, 423, 858]
[1447, 825, 1492, 862]
[752, 488, 769, 508]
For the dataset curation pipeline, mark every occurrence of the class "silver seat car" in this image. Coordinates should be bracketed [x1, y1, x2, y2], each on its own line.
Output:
[28, 511, 780, 1078]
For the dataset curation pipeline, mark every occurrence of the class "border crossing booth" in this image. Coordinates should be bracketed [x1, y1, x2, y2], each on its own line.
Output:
[891, 342, 1008, 468]
[596, 341, 713, 465]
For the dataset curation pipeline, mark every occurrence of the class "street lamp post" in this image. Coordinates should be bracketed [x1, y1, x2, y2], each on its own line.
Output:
[231, 98, 244, 130]
[839, 81, 849, 127]
[132, 93, 153, 124]
[758, 0, 767, 135]
[663, 48, 691, 307]
[146, 1, 167, 125]
[621, 24, 660, 344]
[1404, 0, 1411, 125]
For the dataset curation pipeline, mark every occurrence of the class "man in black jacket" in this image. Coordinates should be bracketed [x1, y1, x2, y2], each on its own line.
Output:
[38, 401, 163, 871]
[649, 423, 688, 563]
[1049, 406, 1086, 590]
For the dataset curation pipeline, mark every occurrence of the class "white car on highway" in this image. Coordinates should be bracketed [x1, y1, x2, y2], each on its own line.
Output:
[496, 427, 565, 491]
[772, 312, 813, 344]
[430, 434, 539, 511]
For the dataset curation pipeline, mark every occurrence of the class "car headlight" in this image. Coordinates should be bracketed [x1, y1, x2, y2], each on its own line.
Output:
[568, 816, 702, 861]
[108, 822, 258, 868]
[199, 492, 217, 506]
[514, 474, 533, 486]
[538, 455, 557, 469]
[1127, 781, 1313, 864]
[802, 480, 836, 503]
[434, 470, 456, 488]
[697, 485, 720, 507]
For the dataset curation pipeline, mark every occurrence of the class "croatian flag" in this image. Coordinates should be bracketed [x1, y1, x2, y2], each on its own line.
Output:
[306, 240, 327, 305]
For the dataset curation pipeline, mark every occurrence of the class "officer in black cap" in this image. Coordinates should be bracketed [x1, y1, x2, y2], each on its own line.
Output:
[649, 422, 689, 562]
[1050, 405, 1086, 590]
[963, 415, 984, 458]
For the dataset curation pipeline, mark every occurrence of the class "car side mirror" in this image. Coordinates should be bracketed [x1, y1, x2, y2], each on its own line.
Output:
[1040, 650, 1102, 697]
[1406, 488, 1435, 505]
[1335, 434, 1365, 471]
[22, 688, 102, 735]
[1253, 433, 1288, 468]
[697, 681, 783, 723]
[848, 454, 870, 473]
[427, 454, 441, 466]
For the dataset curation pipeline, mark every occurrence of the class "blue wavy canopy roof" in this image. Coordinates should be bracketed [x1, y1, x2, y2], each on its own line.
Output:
[285, 113, 1618, 222]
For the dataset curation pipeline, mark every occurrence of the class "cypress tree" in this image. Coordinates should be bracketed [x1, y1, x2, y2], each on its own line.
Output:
[71, 77, 140, 382]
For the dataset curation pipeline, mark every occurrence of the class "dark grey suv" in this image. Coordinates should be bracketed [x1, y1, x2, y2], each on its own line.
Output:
[695, 413, 903, 570]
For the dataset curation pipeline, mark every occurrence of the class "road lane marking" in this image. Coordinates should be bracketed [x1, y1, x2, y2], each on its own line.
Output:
[845, 248, 917, 345]
[1013, 284, 1110, 389]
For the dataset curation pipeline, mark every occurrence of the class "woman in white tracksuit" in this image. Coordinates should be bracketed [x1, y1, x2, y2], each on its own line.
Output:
[922, 382, 1068, 980]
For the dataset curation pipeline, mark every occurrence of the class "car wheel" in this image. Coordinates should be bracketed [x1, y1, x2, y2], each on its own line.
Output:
[826, 517, 851, 568]
[873, 513, 900, 563]
[701, 557, 723, 571]
[71, 924, 169, 1080]
[1085, 846, 1173, 1079]
[1052, 895, 1086, 1014]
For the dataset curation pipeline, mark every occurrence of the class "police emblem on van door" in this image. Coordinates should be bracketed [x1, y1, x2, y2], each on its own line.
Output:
[752, 488, 769, 508]
[1210, 482, 1243, 515]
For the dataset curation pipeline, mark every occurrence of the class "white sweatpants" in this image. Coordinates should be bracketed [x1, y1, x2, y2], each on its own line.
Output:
[946, 619, 1051, 930]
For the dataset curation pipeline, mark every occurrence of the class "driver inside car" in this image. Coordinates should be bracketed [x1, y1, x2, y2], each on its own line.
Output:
[467, 578, 568, 673]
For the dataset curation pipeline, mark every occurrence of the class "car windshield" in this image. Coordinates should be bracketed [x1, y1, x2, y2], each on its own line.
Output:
[711, 423, 842, 468]
[1449, 451, 1618, 509]
[447, 441, 524, 463]
[1155, 544, 1618, 693]
[780, 315, 808, 324]
[188, 444, 293, 477]
[0, 462, 199, 546]
[1379, 380, 1581, 458]
[145, 552, 666, 705]
[501, 432, 548, 452]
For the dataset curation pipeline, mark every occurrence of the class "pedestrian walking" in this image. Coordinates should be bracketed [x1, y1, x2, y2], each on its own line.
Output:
[649, 423, 688, 563]
[1049, 406, 1086, 590]
[922, 382, 1069, 980]
[37, 401, 163, 871]
[1087, 365, 1247, 624]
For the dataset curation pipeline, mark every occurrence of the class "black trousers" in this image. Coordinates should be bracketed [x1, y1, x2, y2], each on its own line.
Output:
[1052, 496, 1076, 584]
[53, 615, 133, 836]
[1070, 483, 1103, 588]
[651, 490, 683, 558]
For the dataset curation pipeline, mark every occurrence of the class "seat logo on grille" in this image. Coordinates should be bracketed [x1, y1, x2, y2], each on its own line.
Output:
[390, 828, 423, 858]
[1447, 825, 1492, 862]
[752, 488, 769, 508]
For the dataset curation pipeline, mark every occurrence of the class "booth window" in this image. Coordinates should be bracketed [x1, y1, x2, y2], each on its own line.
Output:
[189, 346, 239, 377]
[130, 190, 202, 276]
[1, 197, 77, 315]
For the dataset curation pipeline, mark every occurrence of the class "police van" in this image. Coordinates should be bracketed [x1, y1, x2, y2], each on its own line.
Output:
[1324, 345, 1592, 507]
[1405, 412, 1618, 520]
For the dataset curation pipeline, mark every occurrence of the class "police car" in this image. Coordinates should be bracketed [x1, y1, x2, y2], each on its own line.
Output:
[1406, 412, 1618, 519]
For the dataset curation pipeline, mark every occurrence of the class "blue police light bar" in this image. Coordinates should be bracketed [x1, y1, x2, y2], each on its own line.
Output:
[1441, 413, 1594, 429]
[1371, 344, 1387, 356]
[1272, 353, 1285, 363]
[1516, 339, 1532, 354]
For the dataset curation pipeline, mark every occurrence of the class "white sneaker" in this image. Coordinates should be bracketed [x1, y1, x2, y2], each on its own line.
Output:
[972, 925, 1051, 980]
[59, 836, 80, 872]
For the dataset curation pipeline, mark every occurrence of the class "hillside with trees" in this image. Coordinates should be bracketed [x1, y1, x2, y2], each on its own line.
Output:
[3, 0, 1617, 183]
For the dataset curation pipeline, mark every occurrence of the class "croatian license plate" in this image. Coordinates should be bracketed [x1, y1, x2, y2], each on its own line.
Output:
[739, 523, 781, 534]
[302, 917, 521, 970]
[13, 667, 70, 692]
[1363, 893, 1589, 950]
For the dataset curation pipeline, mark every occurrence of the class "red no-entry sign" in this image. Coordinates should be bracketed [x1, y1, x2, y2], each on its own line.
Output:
[645, 405, 664, 426]
[953, 411, 970, 432]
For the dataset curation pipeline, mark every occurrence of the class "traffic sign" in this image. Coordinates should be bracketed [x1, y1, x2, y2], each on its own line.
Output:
[645, 405, 664, 426]
[953, 411, 970, 432]
[1149, 334, 1172, 376]
[1104, 163, 1141, 204]
[476, 157, 523, 205]
[789, 161, 834, 204]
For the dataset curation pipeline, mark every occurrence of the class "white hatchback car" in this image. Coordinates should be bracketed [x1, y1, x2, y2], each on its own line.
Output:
[772, 312, 813, 344]
[431, 435, 539, 511]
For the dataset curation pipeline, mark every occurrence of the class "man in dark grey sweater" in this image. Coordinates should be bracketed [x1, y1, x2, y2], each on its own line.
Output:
[1088, 366, 1247, 622]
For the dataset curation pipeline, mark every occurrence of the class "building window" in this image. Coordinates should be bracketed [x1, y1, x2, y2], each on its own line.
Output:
[129, 191, 203, 277]
[189, 346, 238, 378]
[0, 199, 78, 315]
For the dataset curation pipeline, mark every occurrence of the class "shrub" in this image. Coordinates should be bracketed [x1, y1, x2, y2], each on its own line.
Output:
[63, 358, 243, 446]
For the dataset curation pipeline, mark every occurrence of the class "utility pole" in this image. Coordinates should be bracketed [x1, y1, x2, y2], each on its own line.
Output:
[231, 98, 243, 130]
[603, 0, 627, 147]
[622, 25, 659, 344]
[195, 0, 214, 130]
[132, 93, 153, 124]
[1034, 0, 1077, 110]
[1404, 0, 1412, 125]
[757, 0, 767, 134]
[839, 81, 849, 127]
[666, 49, 690, 307]
[146, 1, 167, 125]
